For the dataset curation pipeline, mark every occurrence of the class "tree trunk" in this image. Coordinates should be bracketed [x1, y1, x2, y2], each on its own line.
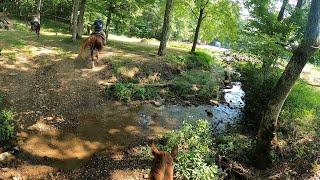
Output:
[105, 4, 113, 41]
[77, 0, 86, 39]
[16, 0, 21, 17]
[191, 8, 204, 53]
[295, 0, 305, 9]
[36, 0, 42, 23]
[255, 0, 320, 169]
[71, 0, 80, 42]
[277, 0, 288, 21]
[157, 0, 173, 56]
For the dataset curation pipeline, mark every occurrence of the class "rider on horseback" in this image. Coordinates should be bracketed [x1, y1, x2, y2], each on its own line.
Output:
[91, 16, 106, 45]
[30, 16, 40, 31]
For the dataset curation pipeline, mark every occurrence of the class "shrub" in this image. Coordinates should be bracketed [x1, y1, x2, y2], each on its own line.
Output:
[235, 61, 281, 131]
[105, 83, 159, 102]
[0, 93, 15, 142]
[171, 70, 220, 99]
[161, 119, 220, 179]
[164, 51, 217, 71]
[187, 52, 216, 70]
[280, 82, 320, 135]
[133, 87, 159, 100]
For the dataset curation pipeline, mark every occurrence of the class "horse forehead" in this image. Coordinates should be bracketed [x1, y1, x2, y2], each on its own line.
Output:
[158, 152, 173, 164]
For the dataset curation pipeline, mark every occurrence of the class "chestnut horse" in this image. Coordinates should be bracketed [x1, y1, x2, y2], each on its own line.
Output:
[78, 34, 104, 68]
[150, 143, 178, 180]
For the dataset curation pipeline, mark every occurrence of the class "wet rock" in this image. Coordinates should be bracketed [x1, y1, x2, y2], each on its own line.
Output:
[36, 111, 42, 115]
[9, 72, 18, 76]
[205, 109, 213, 117]
[223, 80, 231, 86]
[185, 101, 192, 106]
[209, 100, 219, 106]
[13, 146, 19, 154]
[150, 100, 162, 107]
[0, 152, 14, 163]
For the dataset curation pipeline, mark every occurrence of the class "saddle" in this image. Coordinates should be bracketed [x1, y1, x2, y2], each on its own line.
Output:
[91, 32, 105, 41]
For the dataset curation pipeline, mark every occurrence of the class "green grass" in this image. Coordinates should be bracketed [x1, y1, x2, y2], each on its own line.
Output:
[139, 119, 221, 180]
[0, 93, 15, 143]
[171, 70, 221, 99]
[280, 82, 320, 136]
[235, 61, 320, 175]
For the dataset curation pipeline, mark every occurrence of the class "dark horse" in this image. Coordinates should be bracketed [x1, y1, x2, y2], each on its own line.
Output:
[31, 22, 40, 40]
[78, 34, 104, 68]
[150, 143, 178, 180]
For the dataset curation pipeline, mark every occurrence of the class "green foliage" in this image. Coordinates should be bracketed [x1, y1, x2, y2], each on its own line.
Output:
[280, 82, 320, 135]
[188, 52, 216, 70]
[164, 51, 217, 70]
[216, 134, 253, 157]
[133, 87, 159, 100]
[105, 83, 135, 102]
[105, 83, 159, 102]
[163, 119, 220, 179]
[201, 0, 240, 42]
[172, 70, 220, 98]
[0, 94, 15, 143]
[0, 110, 15, 142]
[235, 61, 281, 128]
[0, 94, 3, 107]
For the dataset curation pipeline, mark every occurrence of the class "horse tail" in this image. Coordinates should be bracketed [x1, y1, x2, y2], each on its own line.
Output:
[78, 37, 91, 59]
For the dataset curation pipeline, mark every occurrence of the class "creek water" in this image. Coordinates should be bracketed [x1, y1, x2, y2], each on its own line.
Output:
[18, 82, 245, 170]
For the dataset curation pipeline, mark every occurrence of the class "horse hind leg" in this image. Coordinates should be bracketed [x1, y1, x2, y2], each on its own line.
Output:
[95, 50, 99, 64]
[90, 48, 95, 68]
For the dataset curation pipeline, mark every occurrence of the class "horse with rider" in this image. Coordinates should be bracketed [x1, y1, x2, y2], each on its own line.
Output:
[78, 16, 107, 68]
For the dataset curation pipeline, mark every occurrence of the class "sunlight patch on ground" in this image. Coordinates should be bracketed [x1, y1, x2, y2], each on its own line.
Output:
[20, 132, 104, 160]
[41, 31, 71, 37]
[109, 34, 141, 43]
[302, 64, 320, 86]
[28, 46, 58, 56]
[0, 165, 54, 179]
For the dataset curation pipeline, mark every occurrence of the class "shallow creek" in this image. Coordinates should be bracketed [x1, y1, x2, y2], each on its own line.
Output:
[17, 82, 245, 170]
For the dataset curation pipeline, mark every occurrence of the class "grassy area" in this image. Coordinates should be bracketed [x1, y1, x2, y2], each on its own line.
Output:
[138, 120, 221, 180]
[234, 61, 320, 177]
[0, 93, 15, 144]
[1, 18, 224, 105]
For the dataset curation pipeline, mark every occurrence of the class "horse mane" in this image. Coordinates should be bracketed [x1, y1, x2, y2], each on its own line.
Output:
[150, 143, 178, 180]
[78, 34, 104, 59]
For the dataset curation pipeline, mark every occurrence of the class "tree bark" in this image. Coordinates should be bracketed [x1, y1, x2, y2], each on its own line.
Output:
[191, 8, 204, 53]
[71, 0, 80, 42]
[77, 0, 86, 39]
[36, 0, 42, 23]
[105, 4, 113, 41]
[277, 0, 288, 21]
[157, 0, 173, 56]
[295, 0, 305, 9]
[255, 0, 320, 169]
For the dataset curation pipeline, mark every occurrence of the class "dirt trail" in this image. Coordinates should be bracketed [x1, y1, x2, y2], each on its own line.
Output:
[0, 42, 174, 179]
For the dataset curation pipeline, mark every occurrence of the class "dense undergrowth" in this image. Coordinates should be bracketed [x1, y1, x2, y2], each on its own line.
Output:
[0, 93, 15, 144]
[104, 51, 223, 104]
[235, 61, 320, 178]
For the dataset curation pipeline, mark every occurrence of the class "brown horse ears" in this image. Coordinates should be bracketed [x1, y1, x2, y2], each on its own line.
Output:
[171, 145, 178, 161]
[151, 143, 160, 156]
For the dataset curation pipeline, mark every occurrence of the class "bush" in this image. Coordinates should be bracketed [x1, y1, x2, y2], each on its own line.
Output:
[105, 83, 159, 102]
[0, 94, 15, 143]
[0, 109, 15, 142]
[164, 51, 217, 71]
[187, 52, 216, 70]
[171, 70, 220, 99]
[235, 61, 281, 130]
[161, 119, 220, 179]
